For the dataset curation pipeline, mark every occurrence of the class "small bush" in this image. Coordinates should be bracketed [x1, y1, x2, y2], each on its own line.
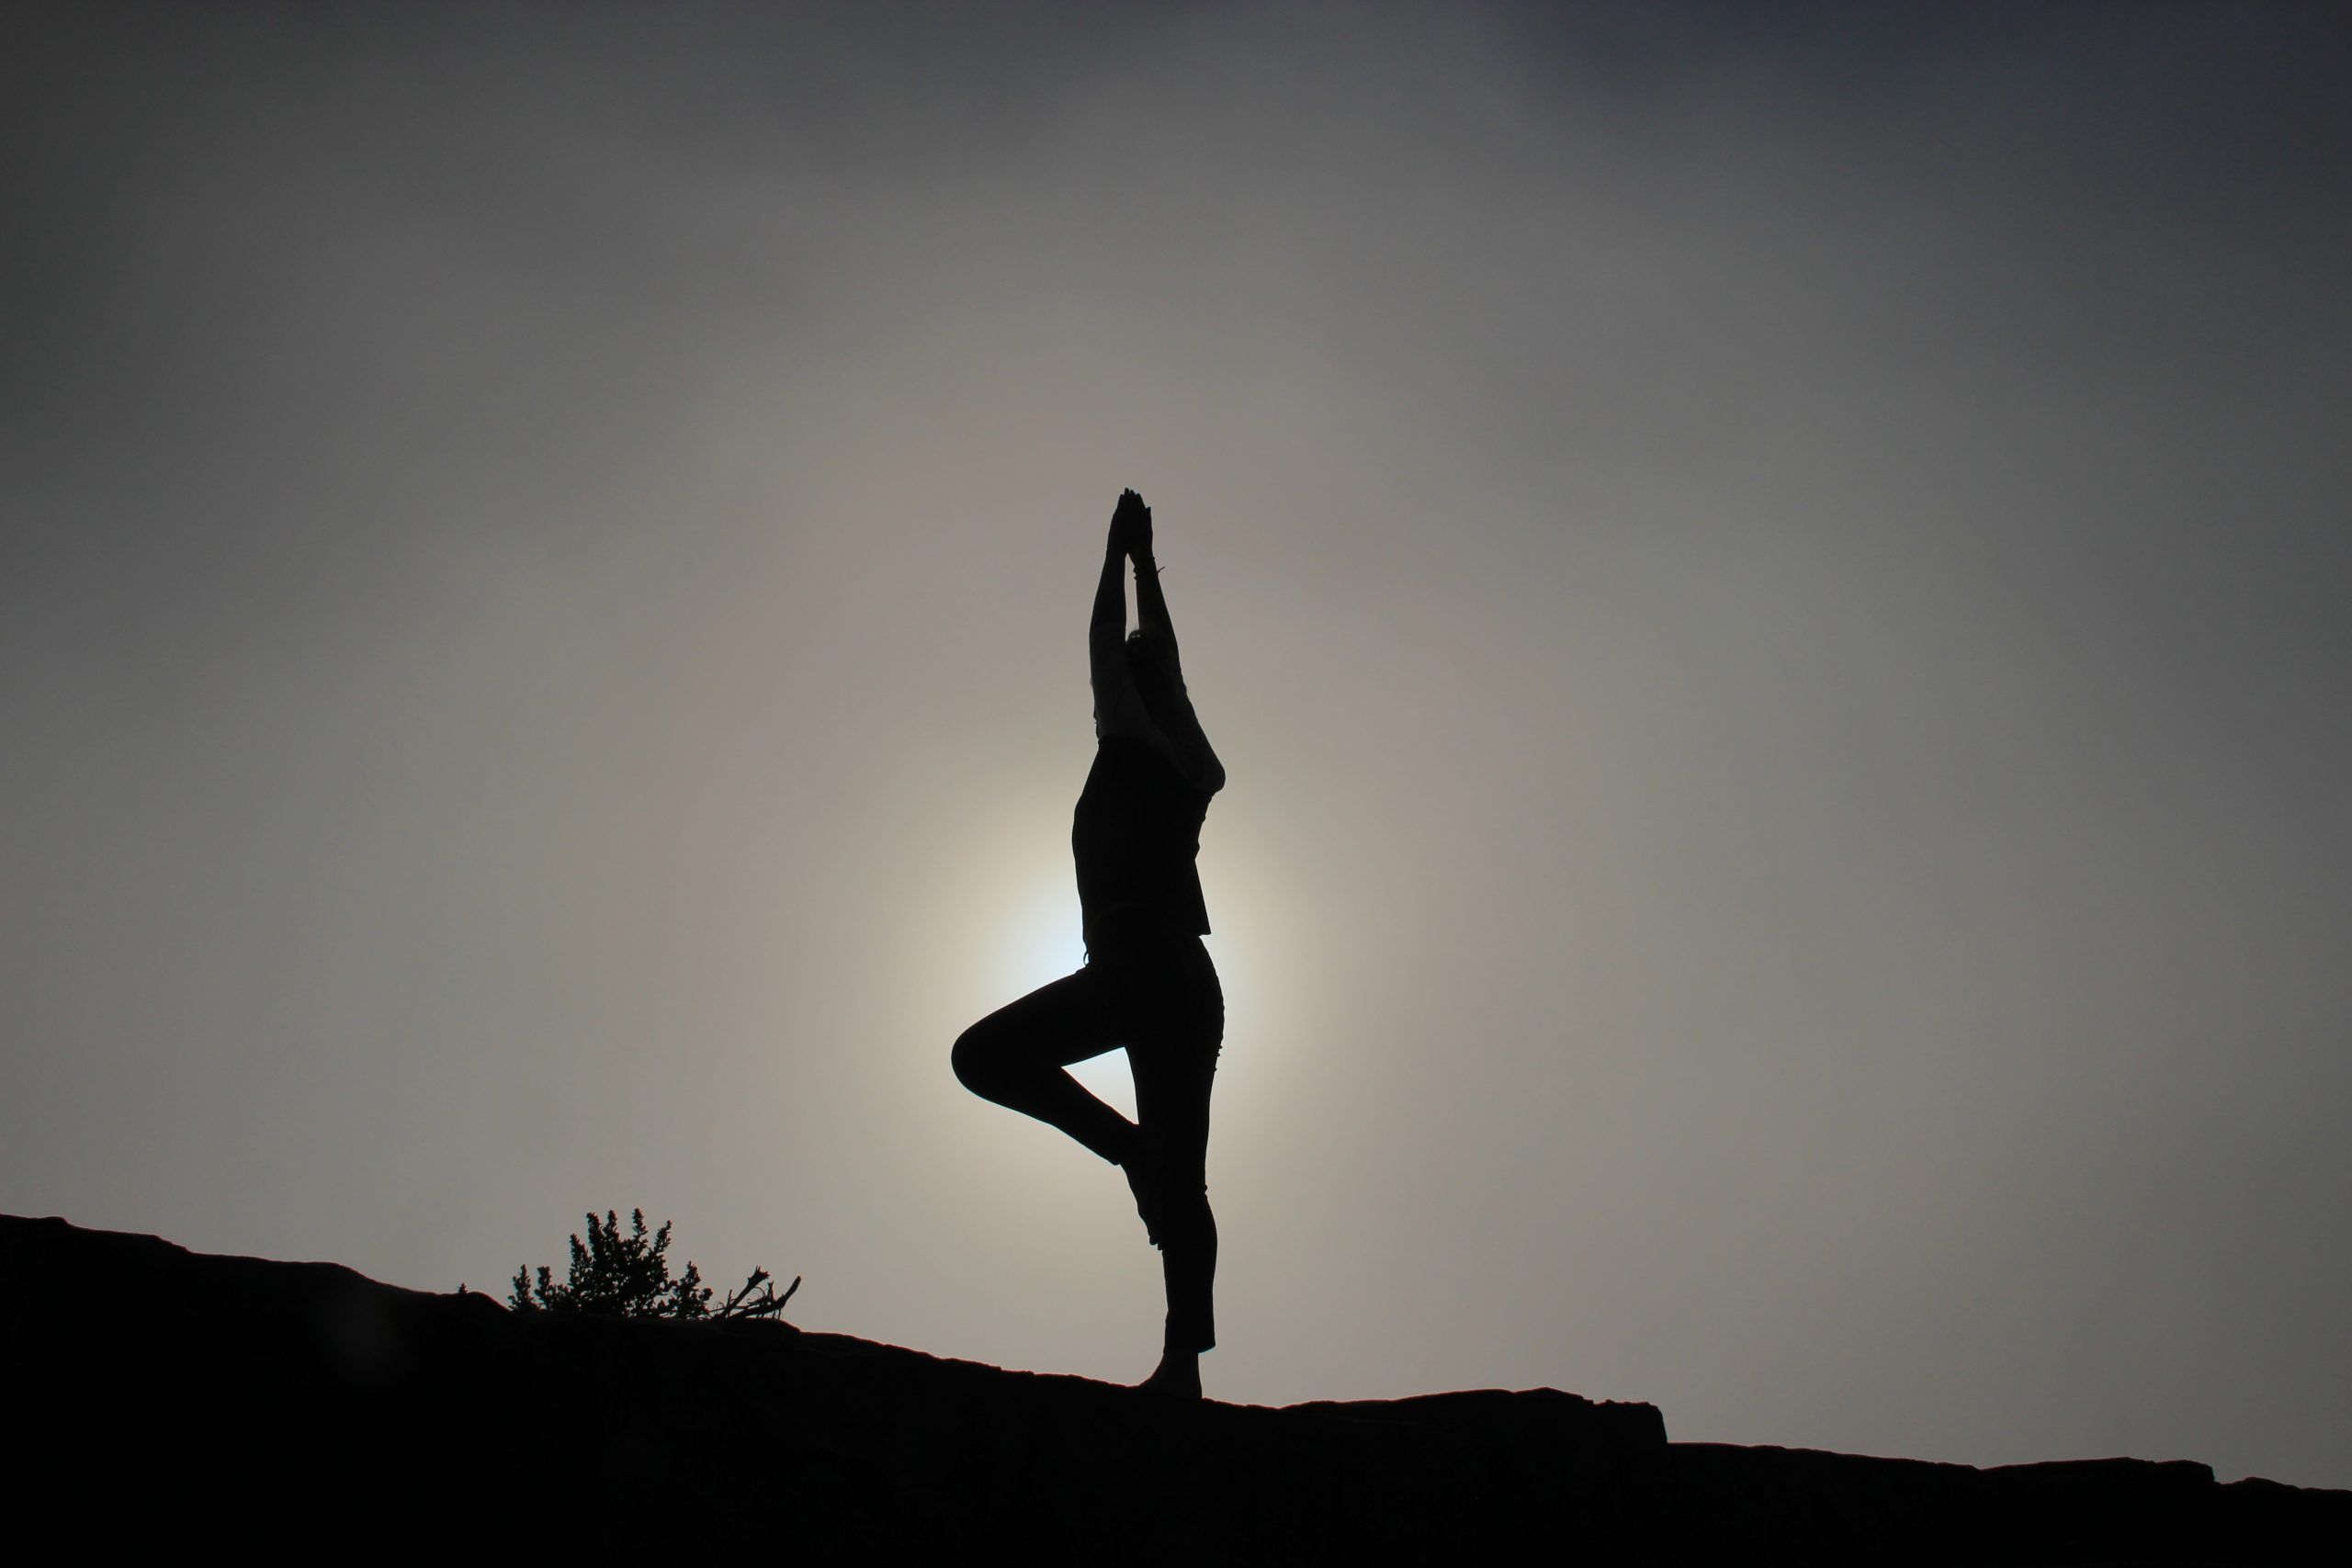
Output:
[510, 1209, 797, 1321]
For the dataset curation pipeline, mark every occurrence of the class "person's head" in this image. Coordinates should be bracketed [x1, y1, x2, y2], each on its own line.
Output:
[1125, 629, 1186, 725]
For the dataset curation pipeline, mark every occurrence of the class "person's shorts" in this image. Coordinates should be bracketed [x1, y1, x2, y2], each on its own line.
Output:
[1083, 904, 1223, 1056]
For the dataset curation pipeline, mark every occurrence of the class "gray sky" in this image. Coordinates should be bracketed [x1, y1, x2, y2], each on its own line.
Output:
[6, 2, 2347, 1486]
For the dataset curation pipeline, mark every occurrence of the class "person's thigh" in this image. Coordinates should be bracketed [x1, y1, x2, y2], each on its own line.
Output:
[1126, 943, 1223, 1168]
[955, 964, 1127, 1083]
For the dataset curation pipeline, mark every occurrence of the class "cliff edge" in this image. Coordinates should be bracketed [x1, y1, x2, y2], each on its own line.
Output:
[4, 1214, 2337, 1561]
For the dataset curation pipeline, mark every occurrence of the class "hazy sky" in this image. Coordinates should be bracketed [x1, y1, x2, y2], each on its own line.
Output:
[6, 3, 2347, 1486]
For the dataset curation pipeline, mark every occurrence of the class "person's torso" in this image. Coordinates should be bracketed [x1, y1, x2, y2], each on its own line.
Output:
[1072, 734, 1212, 941]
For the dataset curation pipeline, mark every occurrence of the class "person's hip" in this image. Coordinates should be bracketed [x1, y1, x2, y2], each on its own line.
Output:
[1082, 903, 1222, 1042]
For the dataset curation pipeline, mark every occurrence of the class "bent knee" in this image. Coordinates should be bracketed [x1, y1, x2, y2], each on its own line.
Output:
[951, 1023, 1001, 1096]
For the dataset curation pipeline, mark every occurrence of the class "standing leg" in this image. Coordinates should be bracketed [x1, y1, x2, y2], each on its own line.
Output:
[952, 966, 1139, 1167]
[1127, 942, 1223, 1393]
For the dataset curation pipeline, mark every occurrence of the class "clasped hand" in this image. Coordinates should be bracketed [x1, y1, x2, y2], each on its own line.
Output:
[1109, 488, 1154, 559]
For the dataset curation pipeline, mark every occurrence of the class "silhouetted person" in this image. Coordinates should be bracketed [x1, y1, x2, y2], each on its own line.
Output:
[953, 489, 1227, 1399]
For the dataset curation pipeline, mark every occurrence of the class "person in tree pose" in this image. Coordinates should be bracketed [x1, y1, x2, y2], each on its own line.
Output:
[953, 488, 1227, 1399]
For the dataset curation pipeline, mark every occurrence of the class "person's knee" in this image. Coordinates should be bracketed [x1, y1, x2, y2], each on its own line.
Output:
[951, 1021, 1002, 1098]
[1159, 1182, 1213, 1239]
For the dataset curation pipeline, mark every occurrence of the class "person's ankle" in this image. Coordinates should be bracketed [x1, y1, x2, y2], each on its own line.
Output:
[1137, 1350, 1202, 1400]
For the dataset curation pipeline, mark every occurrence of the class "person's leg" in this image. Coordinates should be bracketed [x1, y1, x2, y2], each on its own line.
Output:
[1128, 942, 1223, 1371]
[952, 966, 1138, 1167]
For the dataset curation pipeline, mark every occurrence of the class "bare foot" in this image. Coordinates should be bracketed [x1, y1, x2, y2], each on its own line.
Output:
[1121, 1129, 1166, 1249]
[1136, 1350, 1202, 1401]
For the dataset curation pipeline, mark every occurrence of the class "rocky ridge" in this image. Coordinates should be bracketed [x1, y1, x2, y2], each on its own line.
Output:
[5, 1214, 2338, 1561]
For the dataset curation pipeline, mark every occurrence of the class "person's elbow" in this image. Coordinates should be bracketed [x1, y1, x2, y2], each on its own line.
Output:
[1188, 739, 1226, 795]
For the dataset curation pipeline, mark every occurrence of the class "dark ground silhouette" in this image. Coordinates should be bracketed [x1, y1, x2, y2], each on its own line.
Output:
[6, 1215, 2343, 1562]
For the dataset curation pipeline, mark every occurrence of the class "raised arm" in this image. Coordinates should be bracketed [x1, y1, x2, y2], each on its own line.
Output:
[1091, 520, 1128, 642]
[1090, 491, 1159, 742]
[1130, 524, 1179, 660]
[1121, 495, 1225, 795]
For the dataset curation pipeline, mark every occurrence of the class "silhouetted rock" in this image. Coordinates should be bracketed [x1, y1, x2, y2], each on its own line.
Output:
[5, 1215, 2339, 1561]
